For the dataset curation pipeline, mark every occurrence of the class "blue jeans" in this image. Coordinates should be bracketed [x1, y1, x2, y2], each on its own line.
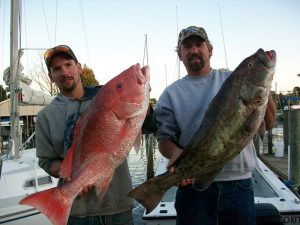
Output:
[67, 210, 133, 225]
[175, 178, 256, 225]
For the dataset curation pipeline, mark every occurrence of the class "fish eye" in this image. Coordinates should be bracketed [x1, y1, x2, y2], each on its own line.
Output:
[248, 63, 252, 68]
[116, 82, 123, 89]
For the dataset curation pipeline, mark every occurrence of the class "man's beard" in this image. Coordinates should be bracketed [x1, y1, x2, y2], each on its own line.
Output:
[61, 83, 76, 91]
[59, 76, 80, 92]
[188, 56, 205, 71]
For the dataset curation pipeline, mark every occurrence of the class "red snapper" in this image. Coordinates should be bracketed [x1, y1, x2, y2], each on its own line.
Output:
[20, 64, 150, 225]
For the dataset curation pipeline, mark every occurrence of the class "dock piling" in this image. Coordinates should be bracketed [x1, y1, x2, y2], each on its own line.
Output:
[288, 110, 300, 186]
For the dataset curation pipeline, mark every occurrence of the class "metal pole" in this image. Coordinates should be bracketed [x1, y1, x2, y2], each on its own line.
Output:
[9, 0, 20, 159]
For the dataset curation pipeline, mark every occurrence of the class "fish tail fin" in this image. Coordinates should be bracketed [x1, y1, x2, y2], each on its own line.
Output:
[128, 172, 171, 214]
[19, 188, 72, 225]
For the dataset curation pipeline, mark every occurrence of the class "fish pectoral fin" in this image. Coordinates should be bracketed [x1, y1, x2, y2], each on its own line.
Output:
[133, 130, 142, 154]
[60, 146, 75, 179]
[193, 178, 214, 191]
[257, 121, 266, 141]
[245, 110, 262, 134]
[193, 169, 223, 191]
[95, 174, 114, 202]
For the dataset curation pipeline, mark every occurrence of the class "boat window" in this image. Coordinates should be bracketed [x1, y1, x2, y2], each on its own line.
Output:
[24, 176, 53, 188]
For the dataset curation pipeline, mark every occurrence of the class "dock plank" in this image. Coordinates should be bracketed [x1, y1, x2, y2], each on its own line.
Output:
[258, 153, 288, 180]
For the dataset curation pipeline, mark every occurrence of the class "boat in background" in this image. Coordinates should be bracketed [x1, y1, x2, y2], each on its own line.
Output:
[0, 1, 58, 224]
[0, 148, 58, 225]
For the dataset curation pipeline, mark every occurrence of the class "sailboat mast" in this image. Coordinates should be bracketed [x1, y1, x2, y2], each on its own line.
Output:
[9, 0, 20, 159]
[176, 5, 180, 79]
[143, 34, 148, 66]
[218, 2, 228, 70]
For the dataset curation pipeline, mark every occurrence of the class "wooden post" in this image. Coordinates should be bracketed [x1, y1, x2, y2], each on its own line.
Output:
[145, 134, 154, 180]
[268, 130, 273, 154]
[289, 110, 300, 185]
[283, 110, 289, 153]
[253, 134, 260, 155]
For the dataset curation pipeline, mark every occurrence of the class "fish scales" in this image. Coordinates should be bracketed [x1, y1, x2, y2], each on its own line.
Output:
[19, 63, 150, 225]
[128, 48, 276, 213]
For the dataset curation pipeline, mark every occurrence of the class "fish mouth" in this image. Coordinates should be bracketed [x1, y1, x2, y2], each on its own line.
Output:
[134, 63, 149, 85]
[257, 48, 276, 69]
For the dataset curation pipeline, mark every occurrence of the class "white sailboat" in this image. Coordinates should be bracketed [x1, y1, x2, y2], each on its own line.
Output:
[0, 1, 58, 224]
[0, 149, 58, 225]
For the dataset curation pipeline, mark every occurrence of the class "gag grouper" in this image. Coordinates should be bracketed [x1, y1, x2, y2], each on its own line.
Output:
[128, 49, 276, 213]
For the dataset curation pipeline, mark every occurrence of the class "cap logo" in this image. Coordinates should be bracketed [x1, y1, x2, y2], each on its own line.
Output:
[44, 45, 77, 70]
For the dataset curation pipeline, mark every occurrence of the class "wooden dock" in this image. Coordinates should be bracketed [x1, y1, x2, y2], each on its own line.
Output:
[259, 153, 288, 180]
[257, 129, 289, 181]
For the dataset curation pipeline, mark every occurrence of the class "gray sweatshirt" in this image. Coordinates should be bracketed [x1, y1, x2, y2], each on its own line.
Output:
[36, 87, 132, 216]
[155, 69, 257, 181]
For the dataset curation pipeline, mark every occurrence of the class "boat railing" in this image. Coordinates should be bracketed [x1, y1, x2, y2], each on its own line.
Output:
[22, 132, 35, 150]
[16, 158, 40, 192]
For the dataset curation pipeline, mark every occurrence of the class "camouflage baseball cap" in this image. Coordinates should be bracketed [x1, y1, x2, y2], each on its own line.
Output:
[44, 45, 78, 71]
[177, 26, 210, 50]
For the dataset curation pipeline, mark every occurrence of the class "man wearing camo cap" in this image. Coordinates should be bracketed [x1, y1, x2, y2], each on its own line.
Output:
[155, 26, 276, 225]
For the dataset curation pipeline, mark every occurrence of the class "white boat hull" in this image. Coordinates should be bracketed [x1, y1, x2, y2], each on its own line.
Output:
[0, 148, 57, 225]
[0, 208, 51, 225]
[142, 157, 300, 225]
